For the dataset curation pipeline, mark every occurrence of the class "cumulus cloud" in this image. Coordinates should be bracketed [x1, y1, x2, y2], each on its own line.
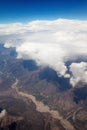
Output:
[0, 18, 87, 86]
[70, 62, 87, 86]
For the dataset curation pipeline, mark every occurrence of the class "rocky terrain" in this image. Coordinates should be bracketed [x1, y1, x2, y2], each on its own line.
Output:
[0, 44, 87, 130]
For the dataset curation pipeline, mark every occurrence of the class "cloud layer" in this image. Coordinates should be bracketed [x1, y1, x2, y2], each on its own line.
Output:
[0, 19, 87, 86]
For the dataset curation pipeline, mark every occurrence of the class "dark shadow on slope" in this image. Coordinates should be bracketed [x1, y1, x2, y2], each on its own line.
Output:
[8, 122, 17, 130]
[73, 85, 87, 104]
[0, 108, 3, 112]
[23, 60, 38, 71]
[39, 67, 72, 91]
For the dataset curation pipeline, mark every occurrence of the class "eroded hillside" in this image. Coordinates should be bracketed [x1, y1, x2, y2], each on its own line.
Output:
[0, 45, 87, 130]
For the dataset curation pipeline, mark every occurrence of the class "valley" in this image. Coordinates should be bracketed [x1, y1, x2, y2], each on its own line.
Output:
[0, 45, 87, 130]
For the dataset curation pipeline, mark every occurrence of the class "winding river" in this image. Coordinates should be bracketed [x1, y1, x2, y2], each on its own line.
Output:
[12, 79, 75, 130]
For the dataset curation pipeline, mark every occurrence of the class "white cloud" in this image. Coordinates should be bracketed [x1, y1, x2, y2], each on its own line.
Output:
[70, 62, 87, 87]
[0, 18, 87, 86]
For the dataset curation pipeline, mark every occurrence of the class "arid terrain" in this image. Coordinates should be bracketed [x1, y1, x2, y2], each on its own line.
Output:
[0, 44, 87, 130]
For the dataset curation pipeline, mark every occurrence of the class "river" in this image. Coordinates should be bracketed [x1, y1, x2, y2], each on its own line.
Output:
[12, 79, 75, 130]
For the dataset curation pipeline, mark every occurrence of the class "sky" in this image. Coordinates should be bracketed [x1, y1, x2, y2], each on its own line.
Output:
[0, 0, 87, 23]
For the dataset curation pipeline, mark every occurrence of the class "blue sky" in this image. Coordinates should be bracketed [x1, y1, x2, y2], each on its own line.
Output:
[0, 0, 87, 23]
